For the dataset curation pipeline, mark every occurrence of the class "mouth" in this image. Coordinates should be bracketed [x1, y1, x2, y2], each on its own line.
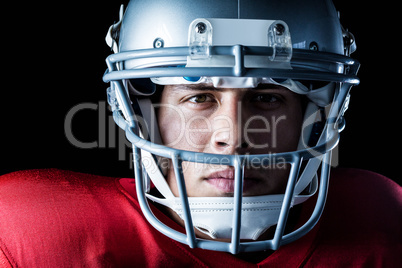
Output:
[204, 169, 260, 194]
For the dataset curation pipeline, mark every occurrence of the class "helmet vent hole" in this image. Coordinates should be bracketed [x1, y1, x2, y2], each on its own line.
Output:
[309, 41, 319, 51]
[195, 22, 207, 34]
[274, 24, 285, 36]
[153, 38, 164, 48]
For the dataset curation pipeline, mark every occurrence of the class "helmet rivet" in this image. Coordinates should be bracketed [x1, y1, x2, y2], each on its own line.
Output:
[274, 23, 285, 36]
[309, 41, 319, 51]
[153, 38, 164, 48]
[195, 22, 207, 34]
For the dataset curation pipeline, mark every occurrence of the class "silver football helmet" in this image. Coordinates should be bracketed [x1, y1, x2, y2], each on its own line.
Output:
[103, 0, 359, 253]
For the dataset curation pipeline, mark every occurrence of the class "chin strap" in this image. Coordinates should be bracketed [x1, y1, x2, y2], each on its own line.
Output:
[146, 176, 317, 240]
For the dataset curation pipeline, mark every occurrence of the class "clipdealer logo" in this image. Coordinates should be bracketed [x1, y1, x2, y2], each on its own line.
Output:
[64, 100, 339, 169]
[64, 101, 132, 162]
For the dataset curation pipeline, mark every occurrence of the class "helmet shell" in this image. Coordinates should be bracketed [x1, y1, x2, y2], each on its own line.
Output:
[119, 0, 343, 54]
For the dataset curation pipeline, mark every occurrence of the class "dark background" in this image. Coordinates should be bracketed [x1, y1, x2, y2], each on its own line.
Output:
[1, 0, 400, 186]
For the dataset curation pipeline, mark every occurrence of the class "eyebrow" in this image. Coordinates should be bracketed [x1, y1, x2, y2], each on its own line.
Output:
[169, 83, 221, 91]
[167, 83, 288, 92]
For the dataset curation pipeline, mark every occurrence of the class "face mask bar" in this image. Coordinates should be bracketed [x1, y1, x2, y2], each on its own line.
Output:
[130, 127, 335, 253]
[104, 46, 359, 89]
[103, 44, 359, 253]
[103, 45, 359, 125]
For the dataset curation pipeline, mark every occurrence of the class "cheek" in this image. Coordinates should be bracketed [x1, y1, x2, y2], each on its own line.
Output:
[158, 106, 212, 151]
[158, 105, 186, 147]
[247, 106, 303, 153]
[273, 109, 303, 152]
[243, 113, 302, 153]
[273, 94, 304, 152]
[166, 161, 213, 197]
[185, 117, 213, 150]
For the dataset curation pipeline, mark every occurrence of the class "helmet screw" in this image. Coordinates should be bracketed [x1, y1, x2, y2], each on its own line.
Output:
[153, 38, 164, 48]
[309, 41, 319, 51]
[274, 23, 285, 36]
[195, 22, 207, 34]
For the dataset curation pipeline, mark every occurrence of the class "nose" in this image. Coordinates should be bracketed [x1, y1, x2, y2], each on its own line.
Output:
[211, 100, 250, 154]
[212, 126, 249, 152]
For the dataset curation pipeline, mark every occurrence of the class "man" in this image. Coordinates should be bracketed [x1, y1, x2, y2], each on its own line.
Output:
[0, 0, 401, 266]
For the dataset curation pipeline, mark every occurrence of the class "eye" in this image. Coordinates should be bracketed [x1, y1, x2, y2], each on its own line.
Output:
[250, 93, 283, 110]
[251, 94, 280, 103]
[182, 93, 217, 110]
[187, 94, 213, 104]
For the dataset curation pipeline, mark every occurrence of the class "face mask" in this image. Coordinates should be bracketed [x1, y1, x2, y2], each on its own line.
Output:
[142, 149, 318, 240]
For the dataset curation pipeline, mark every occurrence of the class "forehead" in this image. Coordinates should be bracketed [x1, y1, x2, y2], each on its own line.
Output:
[164, 82, 290, 92]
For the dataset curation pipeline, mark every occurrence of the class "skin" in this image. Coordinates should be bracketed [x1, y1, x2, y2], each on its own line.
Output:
[154, 82, 304, 262]
[157, 83, 304, 198]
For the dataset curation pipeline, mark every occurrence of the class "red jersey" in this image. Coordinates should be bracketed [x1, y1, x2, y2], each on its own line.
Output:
[0, 168, 401, 267]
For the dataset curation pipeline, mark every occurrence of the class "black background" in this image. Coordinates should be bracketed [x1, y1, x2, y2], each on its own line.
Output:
[1, 0, 400, 186]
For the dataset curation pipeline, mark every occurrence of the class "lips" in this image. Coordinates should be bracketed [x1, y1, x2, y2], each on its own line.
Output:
[205, 169, 258, 193]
